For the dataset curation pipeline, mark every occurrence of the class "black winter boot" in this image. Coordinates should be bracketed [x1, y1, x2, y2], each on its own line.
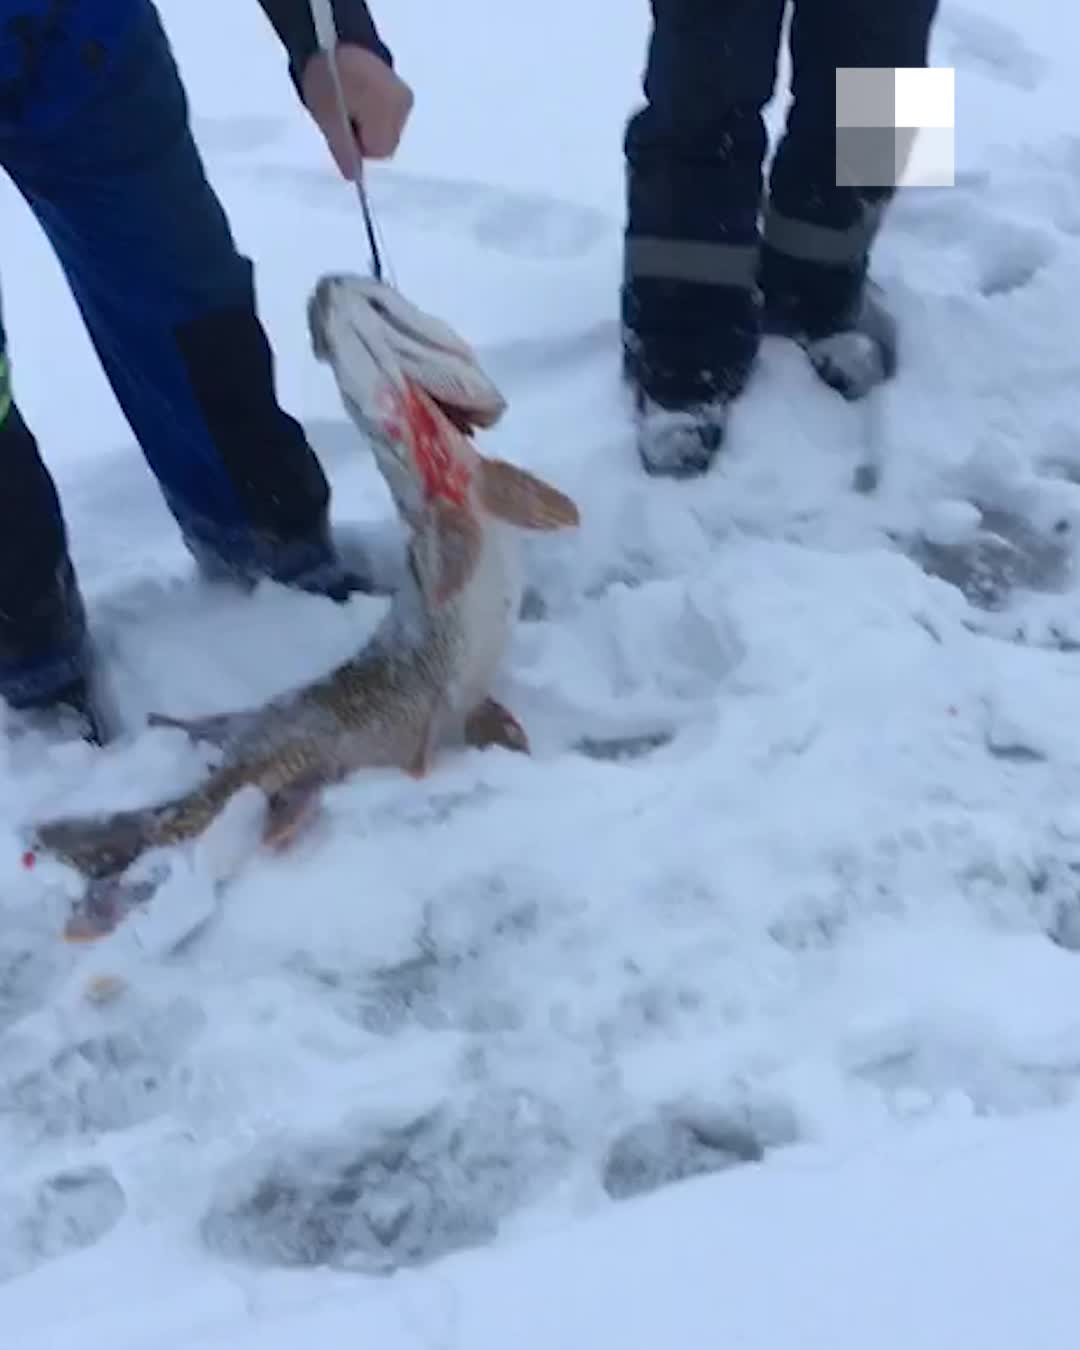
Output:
[621, 332, 746, 479]
[187, 516, 377, 604]
[0, 401, 102, 744]
[764, 279, 898, 402]
[9, 674, 109, 747]
[630, 385, 731, 479]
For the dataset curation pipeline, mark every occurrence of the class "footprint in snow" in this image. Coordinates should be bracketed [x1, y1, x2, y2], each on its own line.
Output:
[201, 1089, 571, 1274]
[292, 866, 568, 1039]
[845, 1018, 1079, 1120]
[881, 161, 1060, 303]
[937, 5, 1048, 92]
[601, 1097, 800, 1203]
[0, 998, 205, 1144]
[362, 168, 613, 261]
[0, 1166, 127, 1284]
[574, 729, 675, 763]
[1046, 894, 1080, 954]
[248, 163, 611, 260]
[1021, 847, 1080, 953]
[909, 506, 1073, 611]
[973, 219, 1058, 298]
[1037, 429, 1080, 491]
[0, 932, 66, 1036]
[907, 465, 1076, 614]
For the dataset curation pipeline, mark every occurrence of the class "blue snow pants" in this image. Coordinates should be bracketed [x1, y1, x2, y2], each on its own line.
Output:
[0, 0, 335, 708]
[622, 0, 941, 409]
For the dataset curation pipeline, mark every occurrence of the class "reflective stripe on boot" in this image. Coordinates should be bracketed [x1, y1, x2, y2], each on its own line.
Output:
[0, 353, 11, 426]
[761, 199, 888, 271]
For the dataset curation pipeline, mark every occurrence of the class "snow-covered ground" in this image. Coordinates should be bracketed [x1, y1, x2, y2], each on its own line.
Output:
[3, 0, 1080, 1344]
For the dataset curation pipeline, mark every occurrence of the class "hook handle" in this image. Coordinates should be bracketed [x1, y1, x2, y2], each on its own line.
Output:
[309, 0, 385, 280]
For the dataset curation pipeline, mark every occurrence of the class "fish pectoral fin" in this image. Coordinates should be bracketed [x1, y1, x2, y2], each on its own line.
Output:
[478, 458, 580, 532]
[465, 698, 531, 756]
[262, 776, 326, 853]
[433, 500, 485, 603]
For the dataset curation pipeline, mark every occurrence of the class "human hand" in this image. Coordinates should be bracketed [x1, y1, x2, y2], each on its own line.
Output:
[302, 44, 413, 172]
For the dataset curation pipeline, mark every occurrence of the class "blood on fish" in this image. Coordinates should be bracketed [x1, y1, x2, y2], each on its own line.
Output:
[382, 379, 471, 508]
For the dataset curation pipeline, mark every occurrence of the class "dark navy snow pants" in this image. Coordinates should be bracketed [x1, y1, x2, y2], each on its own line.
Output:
[0, 1, 334, 708]
[622, 0, 940, 409]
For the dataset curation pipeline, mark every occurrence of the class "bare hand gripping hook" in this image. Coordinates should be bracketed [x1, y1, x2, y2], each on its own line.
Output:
[308, 0, 388, 281]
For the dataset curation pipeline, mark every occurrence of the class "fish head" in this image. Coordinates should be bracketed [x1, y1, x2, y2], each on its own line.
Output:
[308, 272, 496, 514]
[308, 273, 426, 518]
[308, 273, 509, 606]
[309, 270, 507, 427]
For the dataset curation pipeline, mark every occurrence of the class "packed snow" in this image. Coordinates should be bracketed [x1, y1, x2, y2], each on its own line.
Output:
[3, 0, 1080, 1345]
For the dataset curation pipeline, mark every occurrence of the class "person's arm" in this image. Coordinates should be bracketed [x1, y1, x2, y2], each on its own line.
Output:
[255, 0, 393, 91]
[255, 0, 413, 166]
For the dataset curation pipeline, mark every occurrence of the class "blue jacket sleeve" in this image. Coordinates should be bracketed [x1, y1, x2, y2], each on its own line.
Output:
[256, 0, 393, 93]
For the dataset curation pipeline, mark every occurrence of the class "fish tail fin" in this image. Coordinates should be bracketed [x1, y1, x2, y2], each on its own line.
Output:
[478, 457, 580, 531]
[30, 801, 171, 881]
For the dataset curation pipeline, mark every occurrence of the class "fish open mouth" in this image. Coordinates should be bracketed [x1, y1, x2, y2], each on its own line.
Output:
[430, 394, 476, 435]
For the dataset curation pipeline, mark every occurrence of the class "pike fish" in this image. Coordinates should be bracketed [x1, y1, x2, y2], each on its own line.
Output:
[25, 273, 580, 941]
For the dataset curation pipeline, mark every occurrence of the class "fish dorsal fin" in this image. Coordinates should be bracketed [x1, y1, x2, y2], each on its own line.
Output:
[478, 458, 580, 531]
